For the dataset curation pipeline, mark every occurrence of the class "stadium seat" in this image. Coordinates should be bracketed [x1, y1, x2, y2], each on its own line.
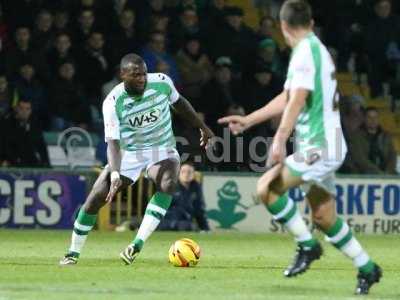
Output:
[44, 130, 101, 167]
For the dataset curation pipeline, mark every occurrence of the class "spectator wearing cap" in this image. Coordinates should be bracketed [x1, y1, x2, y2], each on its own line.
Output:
[345, 107, 397, 174]
[0, 99, 49, 167]
[175, 34, 213, 104]
[207, 5, 257, 72]
[201, 56, 243, 134]
[252, 38, 285, 82]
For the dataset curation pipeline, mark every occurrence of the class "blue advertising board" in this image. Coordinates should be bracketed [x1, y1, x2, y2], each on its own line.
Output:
[0, 171, 87, 228]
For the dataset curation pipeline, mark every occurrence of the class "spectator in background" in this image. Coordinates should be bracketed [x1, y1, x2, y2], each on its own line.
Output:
[200, 0, 226, 33]
[0, 99, 49, 167]
[169, 6, 201, 53]
[346, 107, 397, 174]
[49, 62, 91, 130]
[159, 162, 210, 231]
[149, 12, 170, 36]
[175, 34, 213, 104]
[14, 63, 47, 124]
[253, 38, 285, 81]
[135, 0, 170, 35]
[74, 9, 97, 47]
[53, 10, 71, 35]
[201, 56, 242, 133]
[217, 103, 250, 171]
[2, 0, 43, 29]
[111, 9, 139, 66]
[0, 4, 10, 53]
[341, 95, 365, 136]
[257, 15, 275, 41]
[208, 6, 256, 72]
[102, 64, 120, 100]
[72, 0, 115, 31]
[4, 26, 49, 82]
[32, 10, 55, 53]
[245, 63, 281, 113]
[140, 31, 180, 83]
[365, 0, 400, 97]
[47, 33, 76, 75]
[0, 74, 12, 117]
[78, 31, 111, 107]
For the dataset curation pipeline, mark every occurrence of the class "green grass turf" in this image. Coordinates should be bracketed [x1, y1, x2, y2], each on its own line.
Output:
[0, 230, 399, 300]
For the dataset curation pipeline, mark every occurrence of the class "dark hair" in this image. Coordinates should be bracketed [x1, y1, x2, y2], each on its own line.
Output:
[18, 98, 32, 105]
[120, 53, 144, 69]
[280, 0, 312, 28]
[181, 161, 195, 168]
[365, 106, 378, 114]
[259, 15, 275, 27]
[375, 0, 391, 5]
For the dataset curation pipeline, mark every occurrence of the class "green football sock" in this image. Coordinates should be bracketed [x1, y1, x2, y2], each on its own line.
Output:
[69, 207, 97, 255]
[266, 193, 318, 249]
[325, 218, 374, 273]
[132, 192, 172, 250]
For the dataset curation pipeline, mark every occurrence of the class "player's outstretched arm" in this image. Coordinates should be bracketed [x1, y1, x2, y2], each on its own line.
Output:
[105, 139, 122, 202]
[268, 88, 308, 166]
[172, 96, 215, 148]
[218, 90, 287, 135]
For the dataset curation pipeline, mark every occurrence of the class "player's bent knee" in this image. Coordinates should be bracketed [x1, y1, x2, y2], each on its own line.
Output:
[256, 179, 270, 204]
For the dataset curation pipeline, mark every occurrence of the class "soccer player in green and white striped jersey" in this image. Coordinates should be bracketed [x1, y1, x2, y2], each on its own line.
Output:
[219, 0, 381, 295]
[60, 53, 214, 266]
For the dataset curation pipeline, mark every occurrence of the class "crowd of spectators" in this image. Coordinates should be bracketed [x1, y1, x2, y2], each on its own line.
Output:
[0, 0, 398, 174]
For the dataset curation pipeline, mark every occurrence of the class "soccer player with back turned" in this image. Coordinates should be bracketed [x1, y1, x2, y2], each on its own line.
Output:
[219, 0, 382, 295]
[60, 53, 214, 266]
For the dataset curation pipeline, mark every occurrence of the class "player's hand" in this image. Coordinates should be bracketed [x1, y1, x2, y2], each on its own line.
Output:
[267, 138, 286, 168]
[200, 127, 215, 149]
[218, 115, 248, 135]
[106, 172, 122, 203]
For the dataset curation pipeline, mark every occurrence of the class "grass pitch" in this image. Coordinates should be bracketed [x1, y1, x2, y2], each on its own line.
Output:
[0, 230, 399, 300]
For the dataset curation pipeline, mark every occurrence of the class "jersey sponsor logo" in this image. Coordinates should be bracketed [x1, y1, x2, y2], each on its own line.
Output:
[128, 108, 160, 128]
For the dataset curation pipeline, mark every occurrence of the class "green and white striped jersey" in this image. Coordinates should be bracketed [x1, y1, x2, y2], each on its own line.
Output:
[103, 73, 179, 151]
[284, 32, 346, 156]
